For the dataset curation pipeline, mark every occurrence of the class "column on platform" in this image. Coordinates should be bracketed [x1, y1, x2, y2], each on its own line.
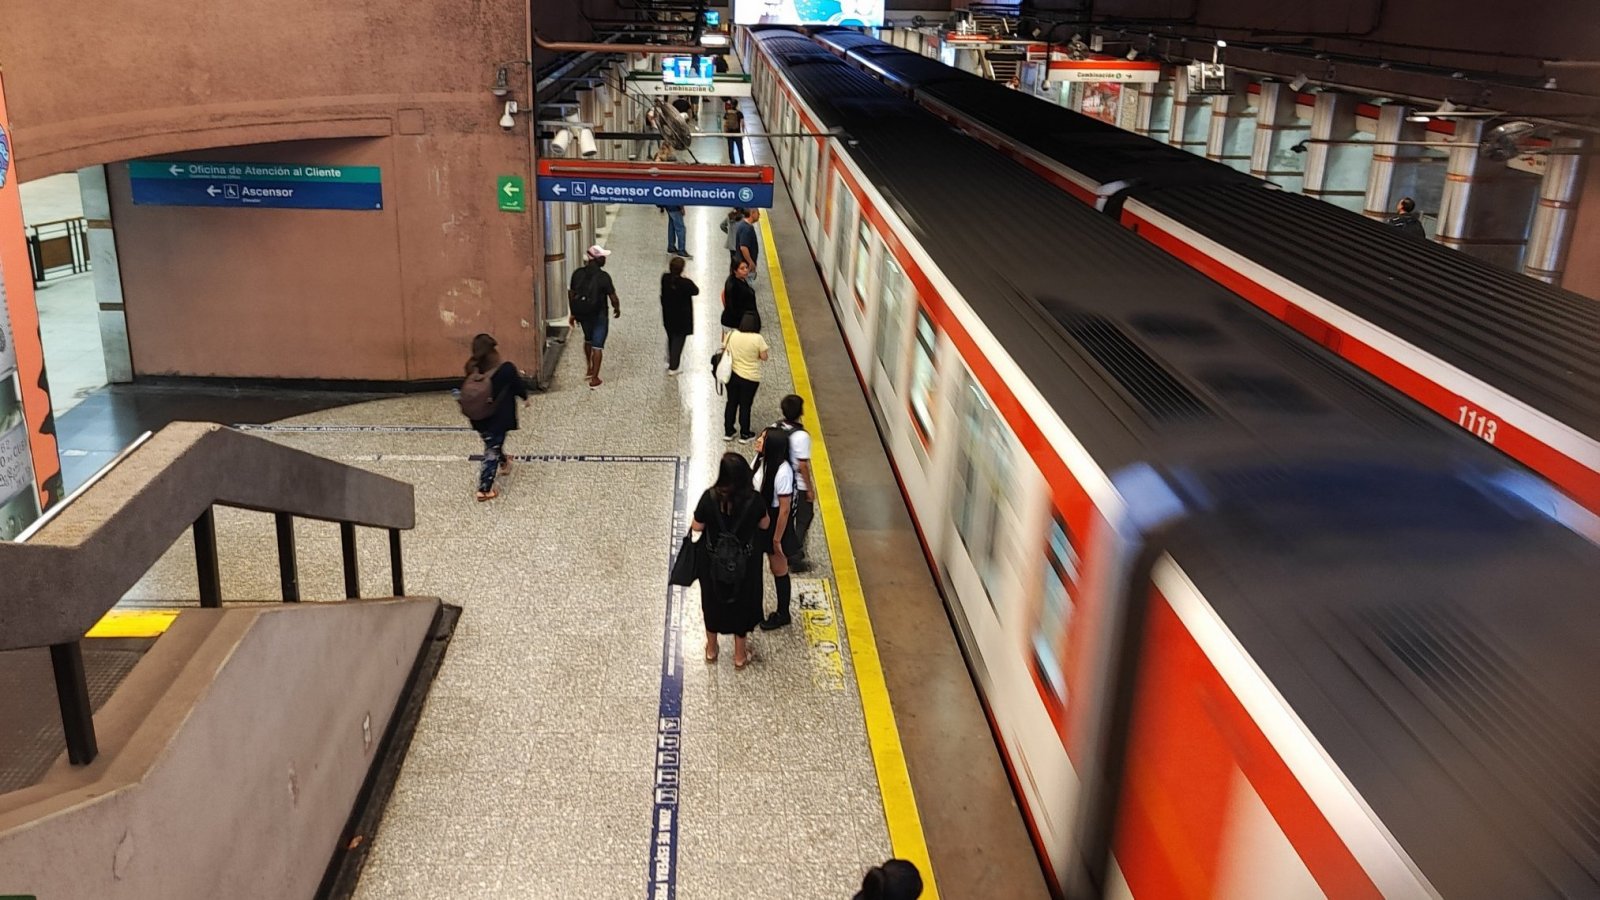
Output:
[1135, 80, 1173, 142]
[1249, 81, 1308, 192]
[1436, 119, 1541, 269]
[76, 165, 132, 383]
[1302, 92, 1371, 213]
[1523, 135, 1587, 285]
[1205, 81, 1256, 174]
[1167, 75, 1212, 157]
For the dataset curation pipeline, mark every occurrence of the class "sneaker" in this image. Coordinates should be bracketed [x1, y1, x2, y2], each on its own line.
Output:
[725, 432, 736, 441]
[738, 432, 756, 444]
[667, 368, 680, 376]
[681, 252, 693, 259]
[759, 613, 791, 631]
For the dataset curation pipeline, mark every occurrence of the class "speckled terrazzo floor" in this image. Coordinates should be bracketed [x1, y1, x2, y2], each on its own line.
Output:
[110, 129, 894, 897]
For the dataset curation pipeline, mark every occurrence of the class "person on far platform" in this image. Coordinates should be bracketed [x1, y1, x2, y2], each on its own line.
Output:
[1387, 196, 1426, 240]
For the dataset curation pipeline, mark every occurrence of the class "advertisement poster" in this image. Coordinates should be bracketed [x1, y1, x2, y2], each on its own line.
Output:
[0, 68, 63, 530]
[1081, 82, 1122, 126]
[733, 0, 884, 27]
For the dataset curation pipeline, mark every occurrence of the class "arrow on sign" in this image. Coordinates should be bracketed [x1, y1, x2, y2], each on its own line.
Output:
[551, 183, 566, 196]
[503, 181, 522, 198]
[205, 185, 220, 197]
[169, 165, 185, 177]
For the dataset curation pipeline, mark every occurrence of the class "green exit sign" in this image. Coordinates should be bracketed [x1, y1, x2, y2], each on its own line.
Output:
[497, 174, 526, 213]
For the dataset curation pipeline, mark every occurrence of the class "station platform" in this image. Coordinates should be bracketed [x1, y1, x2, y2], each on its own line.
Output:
[7, 97, 1046, 898]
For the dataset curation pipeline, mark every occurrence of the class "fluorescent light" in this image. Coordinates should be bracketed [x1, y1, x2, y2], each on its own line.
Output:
[699, 33, 729, 47]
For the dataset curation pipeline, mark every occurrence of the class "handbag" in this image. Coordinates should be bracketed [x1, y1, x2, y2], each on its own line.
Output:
[669, 533, 699, 587]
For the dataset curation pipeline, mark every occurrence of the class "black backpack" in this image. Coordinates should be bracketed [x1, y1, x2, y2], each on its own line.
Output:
[709, 497, 753, 589]
[569, 267, 602, 318]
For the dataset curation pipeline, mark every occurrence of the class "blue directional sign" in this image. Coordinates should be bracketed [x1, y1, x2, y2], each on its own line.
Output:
[128, 161, 383, 211]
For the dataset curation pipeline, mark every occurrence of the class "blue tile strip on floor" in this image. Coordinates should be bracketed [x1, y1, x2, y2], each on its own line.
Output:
[649, 457, 689, 900]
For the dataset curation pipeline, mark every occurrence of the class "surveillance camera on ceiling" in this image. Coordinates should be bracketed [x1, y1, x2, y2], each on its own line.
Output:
[499, 100, 518, 131]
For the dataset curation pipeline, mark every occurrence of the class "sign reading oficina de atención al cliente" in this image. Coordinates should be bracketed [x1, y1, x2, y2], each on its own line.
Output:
[128, 161, 383, 210]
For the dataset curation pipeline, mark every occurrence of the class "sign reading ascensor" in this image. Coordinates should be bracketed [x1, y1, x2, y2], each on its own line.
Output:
[536, 158, 775, 208]
[128, 160, 383, 210]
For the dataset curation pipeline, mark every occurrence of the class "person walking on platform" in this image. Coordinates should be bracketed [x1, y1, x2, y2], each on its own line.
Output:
[753, 426, 796, 630]
[734, 208, 762, 285]
[770, 394, 816, 570]
[569, 245, 621, 389]
[660, 255, 699, 375]
[660, 203, 689, 257]
[1387, 197, 1426, 240]
[459, 333, 529, 502]
[690, 452, 767, 670]
[721, 259, 760, 333]
[723, 98, 746, 165]
[852, 859, 924, 899]
[722, 311, 769, 442]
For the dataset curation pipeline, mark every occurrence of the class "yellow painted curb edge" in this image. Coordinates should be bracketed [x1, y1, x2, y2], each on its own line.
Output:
[760, 217, 941, 897]
[85, 609, 181, 639]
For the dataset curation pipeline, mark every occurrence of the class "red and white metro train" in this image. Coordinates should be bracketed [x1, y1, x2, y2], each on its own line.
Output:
[809, 28, 1600, 534]
[740, 26, 1600, 900]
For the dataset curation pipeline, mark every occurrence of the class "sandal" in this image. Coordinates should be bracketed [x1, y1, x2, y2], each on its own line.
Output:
[474, 490, 498, 502]
[705, 647, 719, 663]
[734, 647, 755, 670]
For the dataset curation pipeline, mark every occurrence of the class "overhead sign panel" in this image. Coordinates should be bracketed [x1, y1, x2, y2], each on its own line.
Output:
[626, 72, 751, 97]
[537, 159, 775, 208]
[1047, 59, 1163, 84]
[128, 161, 384, 210]
[732, 0, 884, 27]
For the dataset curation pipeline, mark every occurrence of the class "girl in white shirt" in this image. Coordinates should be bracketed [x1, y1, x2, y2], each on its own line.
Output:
[751, 426, 796, 630]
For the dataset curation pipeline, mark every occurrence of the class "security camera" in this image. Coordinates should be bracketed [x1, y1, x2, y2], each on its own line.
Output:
[549, 127, 573, 157]
[499, 100, 518, 131]
[577, 127, 598, 159]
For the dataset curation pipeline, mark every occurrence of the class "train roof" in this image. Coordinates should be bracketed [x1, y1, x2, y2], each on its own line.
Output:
[1166, 462, 1600, 897]
[808, 30, 1600, 441]
[749, 30, 1466, 473]
[1127, 183, 1600, 436]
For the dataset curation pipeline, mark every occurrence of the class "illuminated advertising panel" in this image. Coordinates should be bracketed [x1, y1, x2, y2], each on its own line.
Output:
[663, 56, 716, 86]
[732, 0, 884, 27]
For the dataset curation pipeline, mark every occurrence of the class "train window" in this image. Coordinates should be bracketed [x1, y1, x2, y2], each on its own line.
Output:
[953, 376, 1015, 605]
[834, 181, 856, 288]
[874, 255, 908, 383]
[853, 220, 872, 310]
[1032, 516, 1079, 706]
[909, 310, 938, 443]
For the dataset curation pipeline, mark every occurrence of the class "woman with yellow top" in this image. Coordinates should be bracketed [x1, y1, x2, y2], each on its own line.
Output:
[722, 311, 769, 443]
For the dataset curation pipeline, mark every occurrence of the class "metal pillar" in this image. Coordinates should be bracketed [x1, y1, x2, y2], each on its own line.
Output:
[543, 196, 570, 322]
[1437, 119, 1542, 269]
[1250, 82, 1308, 193]
[1303, 92, 1370, 213]
[389, 528, 405, 597]
[50, 642, 98, 765]
[77, 165, 133, 384]
[340, 521, 360, 599]
[193, 507, 222, 608]
[1206, 83, 1256, 174]
[274, 511, 300, 602]
[1364, 104, 1433, 221]
[1524, 135, 1588, 284]
[1135, 80, 1173, 141]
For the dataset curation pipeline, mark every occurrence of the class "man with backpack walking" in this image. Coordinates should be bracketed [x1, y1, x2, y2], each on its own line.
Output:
[569, 245, 622, 388]
[459, 333, 529, 502]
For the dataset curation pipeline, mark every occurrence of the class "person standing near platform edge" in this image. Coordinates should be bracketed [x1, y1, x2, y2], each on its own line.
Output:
[722, 311, 769, 442]
[752, 426, 796, 631]
[770, 394, 816, 570]
[721, 259, 759, 334]
[660, 256, 699, 374]
[689, 452, 766, 670]
[569, 245, 621, 389]
[734, 208, 761, 285]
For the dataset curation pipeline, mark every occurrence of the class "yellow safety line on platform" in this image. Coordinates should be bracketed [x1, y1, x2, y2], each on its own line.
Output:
[760, 217, 940, 897]
[85, 609, 181, 639]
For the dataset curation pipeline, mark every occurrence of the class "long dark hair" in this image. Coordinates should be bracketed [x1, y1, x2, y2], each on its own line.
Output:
[853, 859, 923, 900]
[465, 333, 498, 375]
[713, 452, 755, 516]
[756, 427, 791, 506]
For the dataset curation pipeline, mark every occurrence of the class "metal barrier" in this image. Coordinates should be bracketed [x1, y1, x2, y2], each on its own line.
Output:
[0, 422, 416, 766]
[25, 217, 90, 284]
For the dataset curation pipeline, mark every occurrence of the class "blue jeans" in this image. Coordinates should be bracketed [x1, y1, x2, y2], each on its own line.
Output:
[727, 137, 744, 165]
[667, 211, 686, 254]
[478, 429, 507, 493]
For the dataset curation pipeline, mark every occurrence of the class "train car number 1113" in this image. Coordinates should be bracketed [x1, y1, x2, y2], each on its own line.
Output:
[1457, 405, 1500, 444]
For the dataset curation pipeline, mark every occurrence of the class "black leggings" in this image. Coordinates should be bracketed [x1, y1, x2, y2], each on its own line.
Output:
[724, 373, 759, 437]
[666, 332, 687, 370]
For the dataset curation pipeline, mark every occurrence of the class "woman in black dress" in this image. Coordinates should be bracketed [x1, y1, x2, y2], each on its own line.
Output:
[660, 255, 699, 374]
[690, 452, 768, 669]
[463, 333, 528, 501]
[720, 258, 760, 333]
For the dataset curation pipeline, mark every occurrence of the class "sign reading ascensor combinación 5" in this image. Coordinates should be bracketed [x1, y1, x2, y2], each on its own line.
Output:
[128, 160, 383, 210]
[536, 158, 775, 208]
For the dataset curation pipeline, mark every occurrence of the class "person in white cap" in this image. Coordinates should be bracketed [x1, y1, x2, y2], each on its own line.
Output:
[568, 244, 621, 388]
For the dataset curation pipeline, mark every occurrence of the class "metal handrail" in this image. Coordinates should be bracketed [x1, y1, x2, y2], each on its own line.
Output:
[0, 421, 416, 766]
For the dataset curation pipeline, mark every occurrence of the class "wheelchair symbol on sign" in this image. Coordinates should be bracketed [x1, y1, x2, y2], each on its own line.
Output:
[573, 182, 588, 197]
[224, 184, 240, 199]
[737, 187, 754, 203]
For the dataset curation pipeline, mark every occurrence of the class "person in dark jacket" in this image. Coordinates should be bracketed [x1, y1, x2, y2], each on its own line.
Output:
[721, 259, 760, 333]
[1387, 197, 1426, 239]
[463, 333, 529, 502]
[689, 452, 768, 669]
[660, 256, 699, 374]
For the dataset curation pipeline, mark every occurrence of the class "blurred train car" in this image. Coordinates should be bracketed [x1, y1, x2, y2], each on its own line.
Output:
[809, 27, 1600, 530]
[740, 26, 1600, 899]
